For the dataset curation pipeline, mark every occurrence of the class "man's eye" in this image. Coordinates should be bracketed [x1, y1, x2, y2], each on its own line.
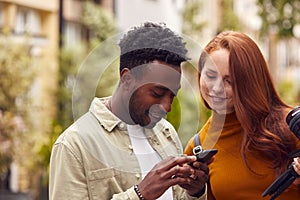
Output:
[152, 91, 164, 97]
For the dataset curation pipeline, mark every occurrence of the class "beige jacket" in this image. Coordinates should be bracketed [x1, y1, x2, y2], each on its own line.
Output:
[49, 97, 206, 200]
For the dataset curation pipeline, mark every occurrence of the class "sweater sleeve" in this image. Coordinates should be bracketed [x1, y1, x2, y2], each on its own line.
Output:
[184, 135, 196, 156]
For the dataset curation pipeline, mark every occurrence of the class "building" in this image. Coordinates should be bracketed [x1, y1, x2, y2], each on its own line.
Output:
[0, 0, 115, 199]
[235, 0, 300, 86]
[61, 0, 114, 48]
[0, 0, 59, 197]
[0, 0, 299, 199]
[115, 0, 184, 32]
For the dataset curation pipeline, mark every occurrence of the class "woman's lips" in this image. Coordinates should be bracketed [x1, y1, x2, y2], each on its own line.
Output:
[209, 95, 227, 103]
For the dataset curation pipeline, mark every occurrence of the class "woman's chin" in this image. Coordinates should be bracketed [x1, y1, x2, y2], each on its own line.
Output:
[213, 109, 234, 115]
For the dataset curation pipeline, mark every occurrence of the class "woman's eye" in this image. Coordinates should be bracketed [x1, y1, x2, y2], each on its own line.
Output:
[206, 73, 216, 79]
[225, 79, 232, 85]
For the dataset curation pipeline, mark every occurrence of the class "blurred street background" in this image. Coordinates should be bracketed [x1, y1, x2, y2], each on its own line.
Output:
[0, 0, 299, 199]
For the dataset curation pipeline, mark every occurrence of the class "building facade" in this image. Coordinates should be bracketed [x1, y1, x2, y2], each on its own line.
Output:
[0, 0, 59, 196]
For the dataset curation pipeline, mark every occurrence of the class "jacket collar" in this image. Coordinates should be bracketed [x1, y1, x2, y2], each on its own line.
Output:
[89, 97, 122, 132]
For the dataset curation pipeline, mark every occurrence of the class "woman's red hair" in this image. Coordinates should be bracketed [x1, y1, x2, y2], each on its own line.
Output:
[198, 31, 296, 175]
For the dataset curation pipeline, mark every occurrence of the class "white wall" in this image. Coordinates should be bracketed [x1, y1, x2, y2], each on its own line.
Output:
[115, 0, 184, 33]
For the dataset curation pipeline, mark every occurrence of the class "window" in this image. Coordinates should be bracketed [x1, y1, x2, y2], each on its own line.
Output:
[0, 4, 4, 28]
[94, 0, 102, 4]
[15, 7, 41, 35]
[64, 21, 82, 47]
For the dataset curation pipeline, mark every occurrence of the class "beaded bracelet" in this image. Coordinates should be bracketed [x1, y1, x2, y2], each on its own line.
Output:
[134, 184, 145, 200]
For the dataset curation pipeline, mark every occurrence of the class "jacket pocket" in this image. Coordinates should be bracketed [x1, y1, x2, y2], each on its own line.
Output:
[87, 167, 121, 200]
[88, 167, 116, 181]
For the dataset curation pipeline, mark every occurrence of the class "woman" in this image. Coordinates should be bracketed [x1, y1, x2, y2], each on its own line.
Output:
[185, 31, 300, 199]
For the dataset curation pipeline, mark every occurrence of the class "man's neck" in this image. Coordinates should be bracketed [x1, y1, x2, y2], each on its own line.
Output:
[110, 91, 136, 125]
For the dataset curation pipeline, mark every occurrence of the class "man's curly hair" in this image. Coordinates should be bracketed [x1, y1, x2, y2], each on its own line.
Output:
[118, 22, 188, 73]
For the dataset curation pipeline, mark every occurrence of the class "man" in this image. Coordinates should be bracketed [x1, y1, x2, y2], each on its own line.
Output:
[49, 22, 209, 200]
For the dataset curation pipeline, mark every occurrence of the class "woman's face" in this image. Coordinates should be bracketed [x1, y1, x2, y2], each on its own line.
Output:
[200, 48, 234, 115]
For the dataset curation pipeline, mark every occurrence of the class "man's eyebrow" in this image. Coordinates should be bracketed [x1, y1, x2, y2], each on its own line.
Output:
[154, 84, 181, 95]
[154, 85, 169, 91]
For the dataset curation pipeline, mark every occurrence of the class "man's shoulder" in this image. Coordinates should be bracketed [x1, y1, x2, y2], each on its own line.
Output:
[54, 112, 100, 145]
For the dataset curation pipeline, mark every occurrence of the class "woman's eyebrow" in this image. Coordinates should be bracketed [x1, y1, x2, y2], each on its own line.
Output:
[223, 75, 231, 79]
[205, 68, 218, 74]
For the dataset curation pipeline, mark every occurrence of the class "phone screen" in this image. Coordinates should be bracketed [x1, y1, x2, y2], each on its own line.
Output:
[195, 149, 218, 162]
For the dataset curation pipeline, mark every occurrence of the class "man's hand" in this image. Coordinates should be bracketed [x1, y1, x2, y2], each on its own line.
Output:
[178, 158, 211, 197]
[136, 156, 198, 200]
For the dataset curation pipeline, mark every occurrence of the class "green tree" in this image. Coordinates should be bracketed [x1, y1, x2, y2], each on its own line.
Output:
[0, 42, 33, 112]
[180, 0, 211, 144]
[82, 1, 116, 48]
[278, 80, 300, 106]
[256, 0, 300, 83]
[219, 0, 241, 32]
[41, 1, 117, 170]
[57, 1, 116, 128]
[257, 0, 300, 38]
[0, 40, 34, 189]
[182, 0, 206, 39]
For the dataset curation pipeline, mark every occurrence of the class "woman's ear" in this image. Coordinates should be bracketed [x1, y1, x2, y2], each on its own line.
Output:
[120, 68, 135, 90]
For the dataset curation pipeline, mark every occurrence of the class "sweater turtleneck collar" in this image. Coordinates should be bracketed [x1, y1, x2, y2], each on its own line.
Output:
[201, 111, 243, 149]
[209, 111, 240, 132]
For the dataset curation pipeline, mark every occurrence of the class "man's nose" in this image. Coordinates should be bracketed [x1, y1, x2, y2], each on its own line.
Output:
[160, 96, 173, 113]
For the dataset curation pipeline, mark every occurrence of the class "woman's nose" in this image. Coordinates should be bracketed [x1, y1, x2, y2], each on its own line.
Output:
[212, 78, 225, 94]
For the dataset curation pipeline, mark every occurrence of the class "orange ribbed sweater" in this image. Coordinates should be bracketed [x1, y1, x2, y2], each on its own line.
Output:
[185, 112, 300, 200]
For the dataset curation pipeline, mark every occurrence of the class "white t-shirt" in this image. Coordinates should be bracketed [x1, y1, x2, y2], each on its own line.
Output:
[127, 124, 173, 200]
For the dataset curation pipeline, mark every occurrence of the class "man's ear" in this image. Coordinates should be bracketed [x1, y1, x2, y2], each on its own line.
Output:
[120, 68, 135, 90]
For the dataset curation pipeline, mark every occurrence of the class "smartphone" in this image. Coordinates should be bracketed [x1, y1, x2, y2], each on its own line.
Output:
[194, 149, 218, 162]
